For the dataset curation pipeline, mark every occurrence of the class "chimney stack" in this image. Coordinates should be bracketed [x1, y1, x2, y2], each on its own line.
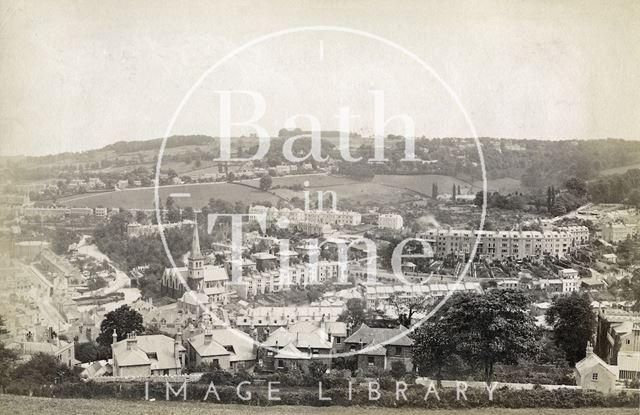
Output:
[204, 333, 213, 345]
[586, 341, 594, 356]
[112, 329, 117, 345]
[126, 337, 137, 351]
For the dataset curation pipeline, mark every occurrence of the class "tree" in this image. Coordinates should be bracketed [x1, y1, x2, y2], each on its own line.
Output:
[51, 228, 79, 255]
[135, 210, 147, 224]
[96, 305, 144, 350]
[565, 177, 587, 198]
[259, 174, 273, 191]
[545, 292, 595, 366]
[0, 316, 18, 391]
[411, 321, 453, 386]
[390, 360, 407, 379]
[338, 298, 368, 329]
[387, 292, 430, 327]
[306, 361, 328, 385]
[74, 342, 101, 363]
[13, 353, 79, 386]
[443, 290, 541, 384]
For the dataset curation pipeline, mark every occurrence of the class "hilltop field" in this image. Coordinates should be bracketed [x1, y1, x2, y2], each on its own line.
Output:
[57, 173, 518, 209]
[0, 395, 636, 415]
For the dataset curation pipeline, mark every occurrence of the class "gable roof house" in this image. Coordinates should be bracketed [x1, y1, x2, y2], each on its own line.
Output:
[186, 328, 256, 373]
[111, 332, 185, 377]
[343, 324, 414, 373]
[575, 343, 618, 394]
[259, 319, 346, 371]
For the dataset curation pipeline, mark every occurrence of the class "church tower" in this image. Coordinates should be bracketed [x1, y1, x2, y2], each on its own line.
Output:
[187, 221, 205, 291]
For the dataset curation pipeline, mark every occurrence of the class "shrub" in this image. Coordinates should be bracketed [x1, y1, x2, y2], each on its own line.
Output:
[390, 361, 407, 379]
[321, 369, 352, 389]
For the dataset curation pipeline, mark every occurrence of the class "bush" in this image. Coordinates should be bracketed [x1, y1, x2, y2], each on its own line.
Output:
[321, 369, 352, 389]
[390, 361, 407, 379]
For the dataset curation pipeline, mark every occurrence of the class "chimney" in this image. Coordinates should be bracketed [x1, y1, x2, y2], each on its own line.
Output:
[204, 333, 213, 345]
[126, 337, 137, 351]
[586, 342, 594, 356]
[112, 329, 117, 345]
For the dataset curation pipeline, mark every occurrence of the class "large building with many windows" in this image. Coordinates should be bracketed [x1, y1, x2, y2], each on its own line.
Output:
[417, 226, 589, 260]
[249, 205, 361, 227]
[378, 213, 404, 230]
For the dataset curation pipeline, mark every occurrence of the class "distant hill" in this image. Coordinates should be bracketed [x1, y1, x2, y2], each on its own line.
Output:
[2, 136, 640, 190]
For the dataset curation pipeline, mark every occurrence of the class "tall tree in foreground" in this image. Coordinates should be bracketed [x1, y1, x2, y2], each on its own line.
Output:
[412, 320, 454, 387]
[545, 292, 595, 366]
[444, 290, 541, 384]
[96, 305, 145, 350]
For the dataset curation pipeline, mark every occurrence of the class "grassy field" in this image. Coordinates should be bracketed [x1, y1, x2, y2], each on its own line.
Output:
[57, 173, 519, 209]
[0, 395, 636, 415]
[599, 162, 640, 176]
[57, 181, 283, 209]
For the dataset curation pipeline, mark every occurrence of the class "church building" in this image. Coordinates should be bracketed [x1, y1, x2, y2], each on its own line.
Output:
[161, 223, 230, 305]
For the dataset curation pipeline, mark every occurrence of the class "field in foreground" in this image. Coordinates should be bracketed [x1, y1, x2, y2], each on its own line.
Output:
[0, 395, 637, 415]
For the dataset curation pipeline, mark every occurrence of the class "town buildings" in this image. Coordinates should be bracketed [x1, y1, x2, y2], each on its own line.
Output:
[233, 258, 348, 299]
[249, 205, 361, 227]
[127, 219, 194, 238]
[595, 309, 640, 380]
[235, 305, 345, 330]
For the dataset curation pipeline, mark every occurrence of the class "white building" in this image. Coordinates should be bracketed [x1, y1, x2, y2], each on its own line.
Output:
[249, 205, 361, 227]
[602, 222, 637, 243]
[417, 227, 587, 260]
[378, 213, 404, 230]
[235, 305, 345, 328]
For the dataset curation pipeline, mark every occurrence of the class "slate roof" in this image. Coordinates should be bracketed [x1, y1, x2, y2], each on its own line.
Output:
[575, 353, 618, 377]
[112, 335, 183, 371]
[188, 329, 256, 362]
[344, 324, 414, 347]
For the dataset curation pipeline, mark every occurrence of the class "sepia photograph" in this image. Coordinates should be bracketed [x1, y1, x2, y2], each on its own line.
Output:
[0, 1, 639, 414]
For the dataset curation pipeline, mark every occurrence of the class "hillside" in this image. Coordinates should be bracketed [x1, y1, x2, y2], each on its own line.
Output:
[3, 136, 640, 191]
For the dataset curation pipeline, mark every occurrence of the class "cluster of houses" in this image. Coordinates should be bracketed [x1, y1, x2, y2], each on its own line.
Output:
[104, 317, 414, 378]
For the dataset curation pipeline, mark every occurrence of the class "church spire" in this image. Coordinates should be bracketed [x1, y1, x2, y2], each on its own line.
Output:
[190, 219, 204, 260]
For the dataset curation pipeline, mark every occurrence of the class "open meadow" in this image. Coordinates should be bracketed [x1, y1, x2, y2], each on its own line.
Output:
[57, 173, 501, 209]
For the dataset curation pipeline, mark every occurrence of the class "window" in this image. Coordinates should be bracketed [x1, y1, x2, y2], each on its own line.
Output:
[592, 373, 598, 381]
[626, 339, 631, 345]
[368, 356, 375, 366]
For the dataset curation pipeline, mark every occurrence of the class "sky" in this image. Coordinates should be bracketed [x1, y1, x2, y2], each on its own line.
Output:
[1, 0, 639, 156]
